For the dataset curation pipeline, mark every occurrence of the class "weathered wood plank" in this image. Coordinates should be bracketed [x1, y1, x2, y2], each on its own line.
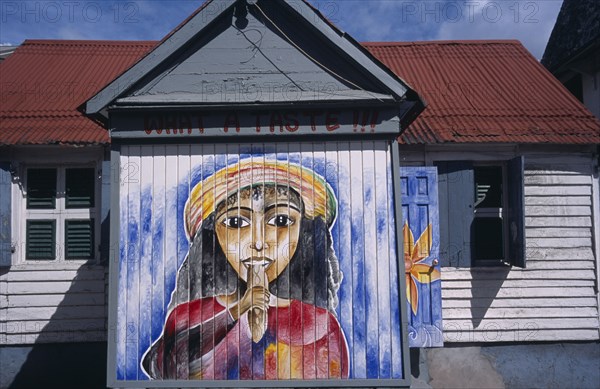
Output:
[443, 307, 599, 319]
[4, 264, 106, 272]
[8, 306, 106, 321]
[441, 268, 596, 280]
[7, 280, 105, 295]
[525, 196, 591, 206]
[525, 186, 591, 196]
[3, 331, 107, 344]
[526, 247, 595, 260]
[526, 237, 592, 248]
[8, 293, 105, 308]
[0, 269, 105, 282]
[525, 216, 591, 227]
[443, 329, 599, 343]
[525, 167, 593, 176]
[442, 260, 596, 273]
[526, 228, 592, 238]
[442, 297, 599, 309]
[524, 175, 592, 185]
[442, 287, 596, 299]
[521, 260, 595, 270]
[525, 206, 591, 217]
[526, 155, 593, 165]
[5, 319, 105, 334]
[442, 279, 595, 289]
[443, 318, 599, 331]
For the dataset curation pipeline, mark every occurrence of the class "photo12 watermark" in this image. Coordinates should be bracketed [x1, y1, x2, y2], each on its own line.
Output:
[1, 1, 139, 24]
[397, 1, 539, 24]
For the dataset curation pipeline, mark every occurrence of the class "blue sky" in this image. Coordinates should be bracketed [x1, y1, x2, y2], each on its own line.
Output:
[0, 0, 563, 60]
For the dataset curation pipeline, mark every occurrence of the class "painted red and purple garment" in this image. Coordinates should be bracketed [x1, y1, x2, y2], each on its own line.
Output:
[144, 298, 349, 380]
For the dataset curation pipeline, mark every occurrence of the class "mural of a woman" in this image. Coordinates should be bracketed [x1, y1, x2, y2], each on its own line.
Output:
[142, 160, 349, 380]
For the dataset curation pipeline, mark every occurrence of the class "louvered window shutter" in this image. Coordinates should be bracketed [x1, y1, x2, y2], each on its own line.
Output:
[436, 161, 474, 268]
[27, 168, 57, 209]
[26, 220, 56, 260]
[508, 156, 526, 268]
[66, 168, 95, 208]
[65, 219, 95, 259]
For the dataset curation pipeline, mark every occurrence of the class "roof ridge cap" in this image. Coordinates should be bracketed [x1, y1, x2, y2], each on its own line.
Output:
[23, 39, 158, 46]
[363, 39, 523, 47]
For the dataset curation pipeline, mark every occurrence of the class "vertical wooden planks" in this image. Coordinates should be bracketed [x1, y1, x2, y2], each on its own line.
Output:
[116, 141, 407, 382]
[151, 144, 166, 361]
[125, 145, 141, 380]
[400, 166, 443, 348]
[138, 146, 153, 378]
[362, 142, 380, 378]
[375, 142, 392, 378]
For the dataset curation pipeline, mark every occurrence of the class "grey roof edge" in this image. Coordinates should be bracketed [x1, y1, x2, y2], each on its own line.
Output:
[287, 0, 421, 103]
[85, 0, 237, 115]
[85, 0, 425, 122]
[114, 90, 396, 105]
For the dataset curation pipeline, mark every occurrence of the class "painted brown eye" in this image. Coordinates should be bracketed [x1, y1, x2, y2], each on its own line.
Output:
[223, 216, 250, 228]
[267, 215, 294, 227]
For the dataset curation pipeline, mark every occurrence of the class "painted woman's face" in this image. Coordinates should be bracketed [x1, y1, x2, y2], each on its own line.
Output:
[215, 185, 302, 284]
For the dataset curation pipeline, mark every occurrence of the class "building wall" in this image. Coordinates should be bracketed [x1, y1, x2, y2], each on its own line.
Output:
[0, 146, 108, 346]
[0, 265, 107, 344]
[0, 342, 107, 388]
[582, 70, 600, 119]
[400, 145, 600, 343]
[412, 342, 600, 389]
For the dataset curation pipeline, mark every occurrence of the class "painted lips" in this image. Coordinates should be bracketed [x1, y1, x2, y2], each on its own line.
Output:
[242, 257, 274, 267]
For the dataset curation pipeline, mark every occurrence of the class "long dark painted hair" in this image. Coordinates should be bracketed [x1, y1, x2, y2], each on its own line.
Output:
[169, 186, 342, 313]
[142, 185, 342, 379]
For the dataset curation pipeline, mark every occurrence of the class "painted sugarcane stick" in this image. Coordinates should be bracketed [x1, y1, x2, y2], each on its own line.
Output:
[247, 263, 268, 342]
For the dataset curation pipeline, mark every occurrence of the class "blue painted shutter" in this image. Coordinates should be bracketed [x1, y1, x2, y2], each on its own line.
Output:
[436, 161, 474, 268]
[0, 162, 11, 267]
[400, 167, 443, 347]
[508, 156, 526, 268]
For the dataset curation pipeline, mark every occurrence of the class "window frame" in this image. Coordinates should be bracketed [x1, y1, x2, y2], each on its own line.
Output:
[434, 156, 525, 269]
[18, 163, 100, 264]
[472, 162, 511, 267]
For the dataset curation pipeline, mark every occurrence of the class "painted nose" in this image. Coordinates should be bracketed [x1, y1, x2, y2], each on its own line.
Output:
[252, 219, 266, 251]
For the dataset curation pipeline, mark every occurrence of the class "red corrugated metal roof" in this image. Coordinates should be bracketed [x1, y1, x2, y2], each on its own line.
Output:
[364, 40, 600, 144]
[0, 40, 155, 145]
[2, 39, 598, 146]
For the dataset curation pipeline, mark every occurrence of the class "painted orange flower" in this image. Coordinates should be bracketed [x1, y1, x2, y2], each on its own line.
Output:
[404, 223, 440, 315]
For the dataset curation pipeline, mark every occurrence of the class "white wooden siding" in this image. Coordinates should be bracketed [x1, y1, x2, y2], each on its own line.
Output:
[0, 147, 107, 345]
[0, 265, 106, 344]
[439, 153, 599, 342]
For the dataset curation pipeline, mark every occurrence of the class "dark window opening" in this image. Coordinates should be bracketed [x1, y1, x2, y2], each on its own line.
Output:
[473, 217, 505, 261]
[66, 168, 95, 208]
[437, 158, 525, 268]
[564, 73, 583, 103]
[474, 166, 503, 208]
[27, 168, 57, 209]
